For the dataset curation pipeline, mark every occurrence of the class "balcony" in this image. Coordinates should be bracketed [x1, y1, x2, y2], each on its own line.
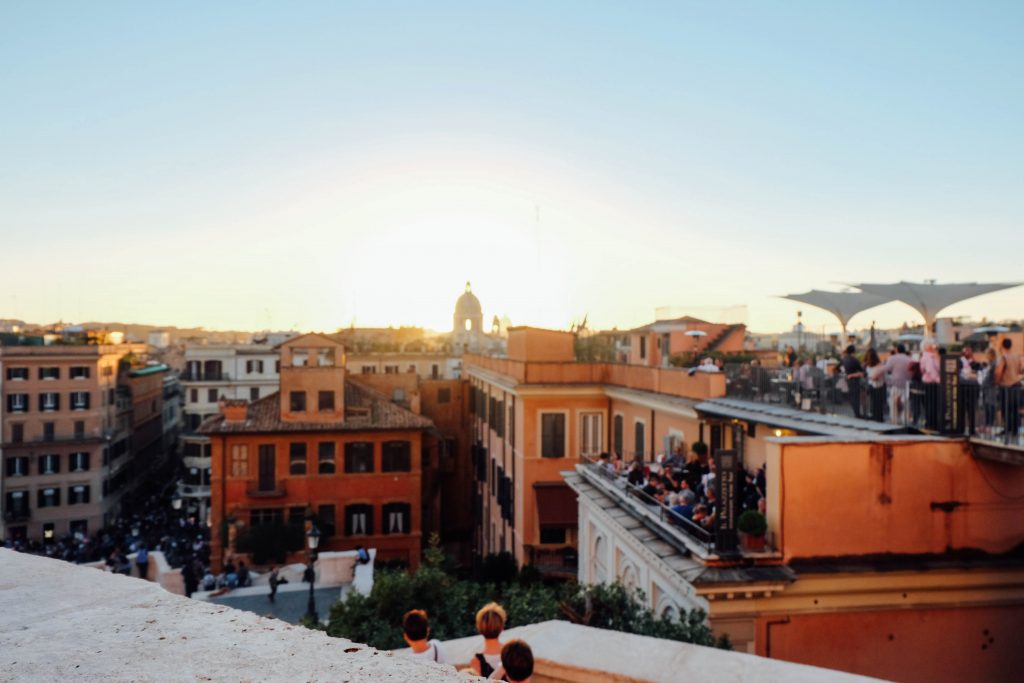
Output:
[2, 429, 108, 448]
[180, 371, 231, 382]
[3, 509, 31, 523]
[723, 364, 1024, 448]
[524, 544, 578, 577]
[245, 482, 287, 498]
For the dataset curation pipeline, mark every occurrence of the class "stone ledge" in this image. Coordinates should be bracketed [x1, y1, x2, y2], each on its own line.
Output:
[0, 549, 467, 682]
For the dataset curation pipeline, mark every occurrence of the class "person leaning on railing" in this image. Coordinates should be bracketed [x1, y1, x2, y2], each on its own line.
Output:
[996, 338, 1023, 438]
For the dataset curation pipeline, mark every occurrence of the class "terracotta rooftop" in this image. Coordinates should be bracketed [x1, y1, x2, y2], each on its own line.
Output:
[198, 380, 433, 434]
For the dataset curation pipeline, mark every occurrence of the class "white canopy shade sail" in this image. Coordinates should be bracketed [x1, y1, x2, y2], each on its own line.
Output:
[852, 281, 1022, 331]
[781, 290, 893, 335]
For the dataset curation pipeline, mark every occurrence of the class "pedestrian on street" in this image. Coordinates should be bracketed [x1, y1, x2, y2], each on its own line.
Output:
[268, 566, 280, 603]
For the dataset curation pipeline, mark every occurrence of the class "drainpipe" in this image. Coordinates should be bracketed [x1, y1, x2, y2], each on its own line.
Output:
[764, 616, 791, 658]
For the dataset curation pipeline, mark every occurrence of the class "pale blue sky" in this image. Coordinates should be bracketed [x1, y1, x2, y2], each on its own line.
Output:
[1, 2, 1021, 333]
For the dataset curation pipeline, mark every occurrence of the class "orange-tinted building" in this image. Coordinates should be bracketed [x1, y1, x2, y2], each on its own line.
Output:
[628, 315, 745, 366]
[466, 326, 725, 574]
[202, 334, 433, 570]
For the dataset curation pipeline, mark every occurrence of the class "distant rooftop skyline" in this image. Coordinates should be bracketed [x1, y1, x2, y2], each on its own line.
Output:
[2, 2, 1021, 334]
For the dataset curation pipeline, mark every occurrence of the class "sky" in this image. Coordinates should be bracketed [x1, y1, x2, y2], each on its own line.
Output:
[1, 1, 1022, 335]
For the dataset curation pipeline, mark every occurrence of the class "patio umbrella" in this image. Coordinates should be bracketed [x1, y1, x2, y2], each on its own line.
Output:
[781, 290, 892, 337]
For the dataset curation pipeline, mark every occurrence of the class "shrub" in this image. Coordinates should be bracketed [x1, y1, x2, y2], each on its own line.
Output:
[737, 510, 767, 536]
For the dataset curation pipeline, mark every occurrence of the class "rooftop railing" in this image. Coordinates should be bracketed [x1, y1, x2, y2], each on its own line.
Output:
[723, 363, 1023, 447]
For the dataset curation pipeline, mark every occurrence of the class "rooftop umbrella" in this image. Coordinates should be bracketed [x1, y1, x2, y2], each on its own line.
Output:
[851, 281, 1022, 332]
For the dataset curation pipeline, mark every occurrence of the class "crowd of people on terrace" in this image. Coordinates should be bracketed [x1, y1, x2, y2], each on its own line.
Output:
[597, 442, 765, 535]
[401, 602, 534, 682]
[733, 337, 1023, 437]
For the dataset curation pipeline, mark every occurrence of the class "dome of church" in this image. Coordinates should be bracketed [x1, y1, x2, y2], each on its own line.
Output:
[455, 282, 482, 317]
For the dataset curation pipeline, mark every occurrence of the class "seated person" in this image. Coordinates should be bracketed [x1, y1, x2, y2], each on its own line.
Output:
[641, 473, 662, 499]
[494, 639, 534, 683]
[626, 460, 646, 487]
[402, 609, 445, 663]
[469, 602, 506, 678]
[668, 489, 697, 524]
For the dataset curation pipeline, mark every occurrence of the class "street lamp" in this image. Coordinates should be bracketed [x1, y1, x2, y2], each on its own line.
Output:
[171, 494, 183, 511]
[304, 525, 321, 623]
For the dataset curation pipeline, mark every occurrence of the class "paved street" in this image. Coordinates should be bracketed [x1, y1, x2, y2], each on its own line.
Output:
[207, 585, 344, 624]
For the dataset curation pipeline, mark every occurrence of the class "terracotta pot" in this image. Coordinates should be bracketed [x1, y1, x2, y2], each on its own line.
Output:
[739, 531, 766, 552]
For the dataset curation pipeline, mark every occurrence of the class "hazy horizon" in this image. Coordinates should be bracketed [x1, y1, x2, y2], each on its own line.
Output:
[2, 3, 1022, 334]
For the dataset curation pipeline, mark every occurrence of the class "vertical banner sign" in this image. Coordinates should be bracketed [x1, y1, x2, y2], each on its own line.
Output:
[731, 423, 745, 467]
[941, 353, 959, 433]
[714, 449, 739, 553]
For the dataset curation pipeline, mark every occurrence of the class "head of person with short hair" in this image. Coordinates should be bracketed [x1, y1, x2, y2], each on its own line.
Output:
[1002, 338, 1013, 351]
[501, 640, 535, 683]
[402, 609, 445, 663]
[476, 602, 506, 639]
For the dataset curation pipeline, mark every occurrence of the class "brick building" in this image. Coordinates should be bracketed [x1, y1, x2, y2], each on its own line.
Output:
[202, 334, 434, 570]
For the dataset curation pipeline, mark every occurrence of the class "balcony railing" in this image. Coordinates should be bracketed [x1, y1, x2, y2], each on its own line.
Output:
[723, 363, 1024, 447]
[578, 455, 717, 556]
[180, 371, 231, 382]
[245, 482, 287, 498]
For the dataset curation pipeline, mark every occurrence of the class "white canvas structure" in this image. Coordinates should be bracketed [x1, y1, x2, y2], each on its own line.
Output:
[781, 290, 892, 336]
[852, 281, 1022, 331]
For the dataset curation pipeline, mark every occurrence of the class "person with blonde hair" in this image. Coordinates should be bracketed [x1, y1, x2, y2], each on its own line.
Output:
[469, 602, 507, 678]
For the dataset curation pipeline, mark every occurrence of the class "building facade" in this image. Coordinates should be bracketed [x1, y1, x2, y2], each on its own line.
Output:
[0, 343, 147, 541]
[203, 334, 434, 570]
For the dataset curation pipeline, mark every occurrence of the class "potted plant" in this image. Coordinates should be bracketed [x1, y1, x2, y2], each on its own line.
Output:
[737, 510, 767, 552]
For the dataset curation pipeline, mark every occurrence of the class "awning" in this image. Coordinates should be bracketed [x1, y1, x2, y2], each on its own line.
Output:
[534, 482, 578, 529]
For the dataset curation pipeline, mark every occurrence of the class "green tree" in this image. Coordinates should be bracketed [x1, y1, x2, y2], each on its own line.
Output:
[322, 536, 729, 651]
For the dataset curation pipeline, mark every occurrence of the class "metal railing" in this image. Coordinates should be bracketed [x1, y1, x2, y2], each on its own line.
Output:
[723, 363, 1024, 446]
[579, 454, 715, 553]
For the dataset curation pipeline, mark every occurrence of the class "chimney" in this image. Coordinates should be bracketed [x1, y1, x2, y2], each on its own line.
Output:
[220, 399, 248, 424]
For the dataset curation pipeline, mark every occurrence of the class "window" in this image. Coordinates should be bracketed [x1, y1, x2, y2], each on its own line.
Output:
[344, 442, 374, 473]
[6, 456, 29, 477]
[71, 391, 90, 410]
[207, 389, 218, 403]
[288, 506, 307, 527]
[40, 392, 60, 412]
[639, 336, 647, 360]
[291, 350, 308, 367]
[6, 367, 28, 381]
[39, 367, 60, 380]
[345, 504, 373, 536]
[289, 443, 307, 475]
[38, 488, 61, 508]
[250, 387, 260, 401]
[541, 413, 566, 458]
[318, 391, 335, 412]
[613, 415, 624, 456]
[102, 365, 113, 377]
[70, 452, 90, 472]
[7, 394, 28, 413]
[39, 454, 60, 475]
[257, 445, 276, 492]
[74, 421, 85, 439]
[382, 502, 411, 535]
[43, 422, 55, 442]
[246, 359, 264, 374]
[250, 508, 285, 526]
[190, 389, 198, 403]
[318, 504, 336, 537]
[437, 387, 451, 403]
[69, 519, 88, 538]
[580, 413, 603, 456]
[8, 423, 24, 444]
[382, 441, 411, 472]
[289, 391, 306, 412]
[5, 491, 28, 517]
[384, 365, 399, 374]
[230, 445, 249, 477]
[317, 349, 334, 367]
[68, 485, 90, 505]
[431, 364, 440, 379]
[509, 402, 515, 448]
[70, 366, 90, 379]
[407, 364, 416, 373]
[634, 421, 646, 458]
[540, 528, 567, 544]
[361, 366, 376, 374]
[318, 442, 336, 474]
[275, 360, 280, 374]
